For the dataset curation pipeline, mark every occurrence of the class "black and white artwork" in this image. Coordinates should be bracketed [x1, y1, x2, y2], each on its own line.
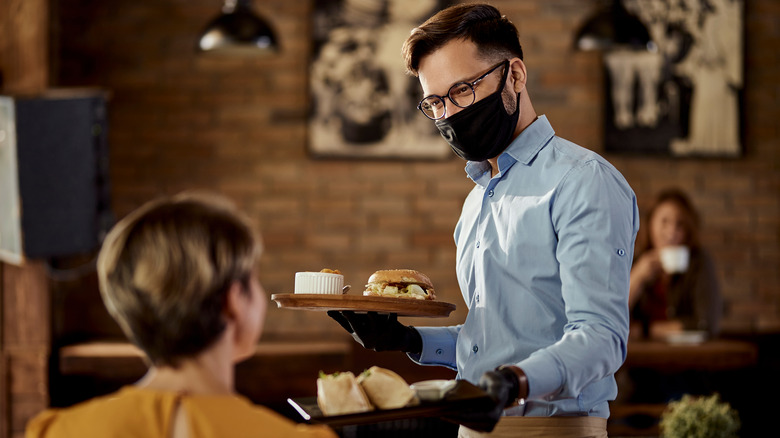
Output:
[309, 0, 452, 159]
[605, 0, 743, 156]
[0, 98, 23, 264]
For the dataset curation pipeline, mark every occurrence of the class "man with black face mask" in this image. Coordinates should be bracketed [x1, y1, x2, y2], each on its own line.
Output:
[328, 4, 639, 437]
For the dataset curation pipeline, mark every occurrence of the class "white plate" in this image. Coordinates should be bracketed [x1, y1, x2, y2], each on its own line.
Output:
[410, 379, 458, 402]
[665, 331, 707, 345]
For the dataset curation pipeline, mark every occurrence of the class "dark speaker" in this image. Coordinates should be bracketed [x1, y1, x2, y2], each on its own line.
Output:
[1, 90, 112, 259]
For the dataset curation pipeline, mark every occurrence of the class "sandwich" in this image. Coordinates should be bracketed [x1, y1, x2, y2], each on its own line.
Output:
[357, 366, 418, 409]
[316, 371, 373, 416]
[363, 269, 436, 300]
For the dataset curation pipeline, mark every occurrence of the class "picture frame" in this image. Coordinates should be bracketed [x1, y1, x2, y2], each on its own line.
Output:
[604, 0, 744, 157]
[308, 0, 452, 159]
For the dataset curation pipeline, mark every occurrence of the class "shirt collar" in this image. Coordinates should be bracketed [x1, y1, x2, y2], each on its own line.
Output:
[464, 115, 555, 183]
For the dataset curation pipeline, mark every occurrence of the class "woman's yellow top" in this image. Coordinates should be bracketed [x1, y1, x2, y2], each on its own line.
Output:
[25, 386, 337, 438]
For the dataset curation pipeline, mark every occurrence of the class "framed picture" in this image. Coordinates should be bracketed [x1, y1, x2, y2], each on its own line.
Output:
[604, 0, 743, 157]
[308, 0, 452, 159]
[0, 97, 23, 264]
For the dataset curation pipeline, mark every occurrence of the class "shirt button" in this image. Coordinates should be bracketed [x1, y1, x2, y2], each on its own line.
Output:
[476, 241, 480, 248]
[476, 295, 480, 303]
[617, 248, 626, 256]
[473, 345, 479, 353]
[435, 348, 443, 355]
[488, 189, 494, 197]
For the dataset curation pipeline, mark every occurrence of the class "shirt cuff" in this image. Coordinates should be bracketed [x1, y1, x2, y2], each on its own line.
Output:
[407, 326, 458, 370]
[516, 352, 564, 399]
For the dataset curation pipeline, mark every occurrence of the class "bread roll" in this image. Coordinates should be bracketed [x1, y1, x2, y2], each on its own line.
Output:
[357, 366, 418, 409]
[316, 371, 373, 416]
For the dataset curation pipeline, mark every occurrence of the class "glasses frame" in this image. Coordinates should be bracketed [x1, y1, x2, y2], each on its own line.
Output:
[417, 60, 509, 120]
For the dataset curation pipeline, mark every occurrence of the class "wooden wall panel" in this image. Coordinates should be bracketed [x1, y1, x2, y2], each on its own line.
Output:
[1, 0, 52, 435]
[0, 0, 49, 94]
[1, 263, 50, 438]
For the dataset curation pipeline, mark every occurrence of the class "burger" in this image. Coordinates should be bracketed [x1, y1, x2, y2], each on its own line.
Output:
[363, 269, 435, 300]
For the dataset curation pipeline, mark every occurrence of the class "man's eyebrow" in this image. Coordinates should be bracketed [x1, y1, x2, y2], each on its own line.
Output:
[452, 71, 480, 85]
[424, 70, 484, 97]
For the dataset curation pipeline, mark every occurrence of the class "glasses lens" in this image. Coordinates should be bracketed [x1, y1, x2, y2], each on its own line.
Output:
[420, 96, 446, 120]
[448, 83, 476, 108]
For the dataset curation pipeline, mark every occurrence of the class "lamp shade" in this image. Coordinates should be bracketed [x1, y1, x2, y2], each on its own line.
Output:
[574, 1, 653, 51]
[197, 0, 278, 54]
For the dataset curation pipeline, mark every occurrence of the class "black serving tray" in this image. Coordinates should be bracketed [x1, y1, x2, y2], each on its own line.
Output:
[287, 380, 494, 428]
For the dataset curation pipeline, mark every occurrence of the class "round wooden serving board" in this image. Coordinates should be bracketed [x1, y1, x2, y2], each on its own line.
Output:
[271, 293, 456, 317]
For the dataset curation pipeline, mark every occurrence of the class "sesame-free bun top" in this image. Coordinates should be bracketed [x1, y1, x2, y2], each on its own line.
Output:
[367, 269, 433, 288]
[364, 269, 435, 300]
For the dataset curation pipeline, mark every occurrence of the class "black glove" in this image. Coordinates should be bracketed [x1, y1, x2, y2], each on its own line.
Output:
[327, 310, 422, 354]
[443, 367, 522, 432]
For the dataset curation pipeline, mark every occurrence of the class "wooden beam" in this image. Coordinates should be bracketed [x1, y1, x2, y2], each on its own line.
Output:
[1, 262, 50, 438]
[0, 0, 51, 436]
[0, 0, 49, 94]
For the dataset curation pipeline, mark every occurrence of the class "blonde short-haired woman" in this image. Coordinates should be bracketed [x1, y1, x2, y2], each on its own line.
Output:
[26, 192, 337, 438]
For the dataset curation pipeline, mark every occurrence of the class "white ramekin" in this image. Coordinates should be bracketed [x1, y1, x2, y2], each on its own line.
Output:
[294, 272, 344, 294]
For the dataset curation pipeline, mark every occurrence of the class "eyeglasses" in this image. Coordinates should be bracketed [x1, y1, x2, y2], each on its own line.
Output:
[417, 60, 508, 120]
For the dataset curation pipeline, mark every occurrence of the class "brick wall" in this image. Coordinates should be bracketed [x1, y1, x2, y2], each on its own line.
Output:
[53, 0, 779, 338]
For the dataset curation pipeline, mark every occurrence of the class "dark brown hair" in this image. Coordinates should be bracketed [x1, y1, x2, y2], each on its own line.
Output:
[402, 3, 524, 76]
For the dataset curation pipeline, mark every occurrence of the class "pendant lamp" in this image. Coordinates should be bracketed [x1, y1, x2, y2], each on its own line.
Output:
[574, 0, 654, 51]
[197, 0, 278, 54]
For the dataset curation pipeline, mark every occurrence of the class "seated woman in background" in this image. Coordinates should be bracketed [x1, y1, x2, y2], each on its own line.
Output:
[629, 188, 722, 340]
[26, 193, 336, 438]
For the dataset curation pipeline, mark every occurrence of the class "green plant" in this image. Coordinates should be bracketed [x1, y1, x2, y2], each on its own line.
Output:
[660, 393, 740, 438]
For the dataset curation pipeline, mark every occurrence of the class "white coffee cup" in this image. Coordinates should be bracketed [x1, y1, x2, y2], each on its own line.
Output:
[659, 245, 690, 274]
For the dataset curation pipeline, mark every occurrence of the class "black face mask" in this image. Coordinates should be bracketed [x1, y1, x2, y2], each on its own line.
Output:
[434, 70, 520, 162]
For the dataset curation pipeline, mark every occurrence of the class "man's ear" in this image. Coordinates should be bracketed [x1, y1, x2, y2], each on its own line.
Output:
[223, 281, 246, 322]
[509, 58, 527, 94]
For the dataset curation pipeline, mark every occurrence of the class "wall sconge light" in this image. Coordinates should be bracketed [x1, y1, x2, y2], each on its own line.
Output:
[574, 0, 654, 51]
[197, 0, 278, 55]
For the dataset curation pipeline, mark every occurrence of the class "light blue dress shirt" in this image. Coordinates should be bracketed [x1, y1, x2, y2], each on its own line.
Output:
[410, 116, 639, 418]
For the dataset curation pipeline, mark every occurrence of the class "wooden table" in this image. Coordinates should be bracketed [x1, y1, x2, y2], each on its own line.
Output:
[624, 338, 758, 371]
[54, 340, 352, 409]
[58, 340, 351, 376]
[609, 338, 759, 436]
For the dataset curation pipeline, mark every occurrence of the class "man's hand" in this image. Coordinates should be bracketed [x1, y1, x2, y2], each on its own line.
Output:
[444, 367, 527, 432]
[327, 310, 422, 353]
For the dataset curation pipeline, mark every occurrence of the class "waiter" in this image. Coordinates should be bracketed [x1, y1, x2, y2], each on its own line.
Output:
[330, 4, 639, 437]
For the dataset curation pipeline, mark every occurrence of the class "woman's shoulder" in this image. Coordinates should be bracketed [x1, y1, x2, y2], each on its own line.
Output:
[26, 388, 337, 438]
[183, 394, 338, 437]
[25, 387, 165, 437]
[688, 246, 717, 272]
